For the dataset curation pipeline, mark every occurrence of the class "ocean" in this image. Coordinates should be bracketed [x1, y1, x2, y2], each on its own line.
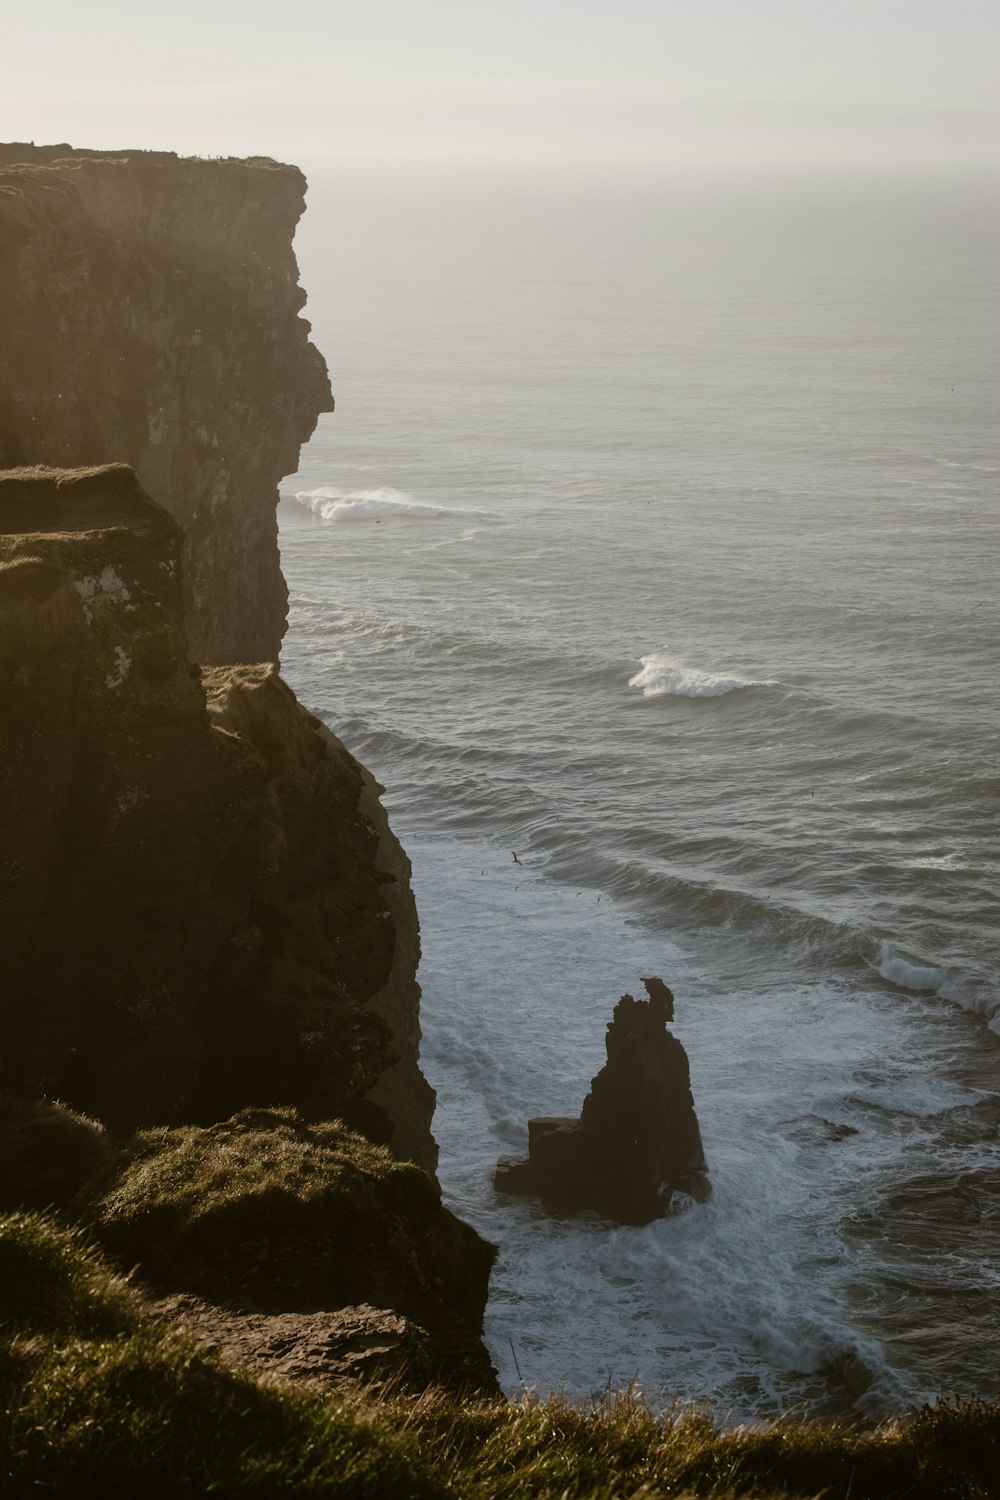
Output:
[278, 165, 999, 1421]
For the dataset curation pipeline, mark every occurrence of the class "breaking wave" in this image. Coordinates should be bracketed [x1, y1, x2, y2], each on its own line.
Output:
[877, 941, 1000, 1033]
[877, 943, 947, 994]
[629, 652, 778, 698]
[293, 485, 463, 523]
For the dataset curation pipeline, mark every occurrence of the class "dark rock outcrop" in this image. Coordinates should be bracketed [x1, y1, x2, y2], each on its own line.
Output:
[97, 1107, 496, 1394]
[495, 978, 709, 1224]
[780, 1114, 859, 1146]
[0, 466, 492, 1387]
[0, 143, 333, 663]
[0, 466, 432, 1171]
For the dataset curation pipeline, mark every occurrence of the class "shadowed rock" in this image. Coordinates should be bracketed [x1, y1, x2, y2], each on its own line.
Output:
[97, 1106, 497, 1395]
[0, 466, 432, 1166]
[495, 978, 709, 1225]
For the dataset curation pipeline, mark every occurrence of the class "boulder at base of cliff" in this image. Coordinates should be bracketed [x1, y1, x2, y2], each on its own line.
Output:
[495, 978, 710, 1225]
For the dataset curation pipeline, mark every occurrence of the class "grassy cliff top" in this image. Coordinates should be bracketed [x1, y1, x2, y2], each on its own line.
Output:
[1, 1209, 997, 1500]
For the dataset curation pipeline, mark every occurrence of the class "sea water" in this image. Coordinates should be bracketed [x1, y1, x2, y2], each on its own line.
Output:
[278, 166, 1000, 1420]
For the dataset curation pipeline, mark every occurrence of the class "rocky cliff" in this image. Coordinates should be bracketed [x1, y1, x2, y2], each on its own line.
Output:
[0, 464, 494, 1387]
[0, 143, 434, 1171]
[0, 464, 433, 1162]
[0, 143, 332, 663]
[0, 149, 495, 1389]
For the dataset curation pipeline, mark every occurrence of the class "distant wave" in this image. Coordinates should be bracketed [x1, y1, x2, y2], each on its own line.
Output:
[923, 455, 998, 474]
[877, 941, 999, 1033]
[292, 485, 464, 523]
[629, 652, 778, 698]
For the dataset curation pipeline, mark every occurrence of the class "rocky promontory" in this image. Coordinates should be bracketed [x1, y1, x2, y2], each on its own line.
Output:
[0, 142, 495, 1389]
[0, 462, 491, 1387]
[0, 143, 333, 663]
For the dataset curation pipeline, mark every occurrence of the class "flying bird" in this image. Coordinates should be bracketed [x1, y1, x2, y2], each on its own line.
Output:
[512, 851, 522, 865]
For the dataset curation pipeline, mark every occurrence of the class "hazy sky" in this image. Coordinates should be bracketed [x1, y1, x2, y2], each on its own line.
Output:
[3, 0, 997, 168]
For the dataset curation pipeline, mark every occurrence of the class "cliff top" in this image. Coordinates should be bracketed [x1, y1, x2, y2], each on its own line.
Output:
[0, 144, 310, 242]
[0, 142, 295, 174]
[0, 464, 178, 548]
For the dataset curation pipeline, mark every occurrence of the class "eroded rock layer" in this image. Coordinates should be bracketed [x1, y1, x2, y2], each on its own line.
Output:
[0, 143, 333, 663]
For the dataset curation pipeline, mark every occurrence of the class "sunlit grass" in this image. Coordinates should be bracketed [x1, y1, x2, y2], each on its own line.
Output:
[2, 1211, 997, 1499]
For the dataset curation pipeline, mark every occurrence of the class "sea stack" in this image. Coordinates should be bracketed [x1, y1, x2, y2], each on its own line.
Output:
[495, 977, 709, 1225]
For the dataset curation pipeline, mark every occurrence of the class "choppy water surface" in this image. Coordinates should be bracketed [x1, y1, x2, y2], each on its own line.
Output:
[280, 166, 1000, 1420]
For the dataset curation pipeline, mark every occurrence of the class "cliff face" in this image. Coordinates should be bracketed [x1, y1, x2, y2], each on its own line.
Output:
[0, 465, 433, 1170]
[0, 465, 496, 1388]
[0, 141, 434, 1172]
[0, 144, 333, 663]
[0, 155, 487, 1384]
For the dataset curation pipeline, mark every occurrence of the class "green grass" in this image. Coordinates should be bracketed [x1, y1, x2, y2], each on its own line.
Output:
[0, 1093, 114, 1215]
[96, 1105, 415, 1224]
[0, 1210, 138, 1337]
[90, 1105, 471, 1312]
[3, 1333, 440, 1500]
[1, 1211, 998, 1499]
[386, 1387, 1000, 1500]
[0, 1212, 441, 1499]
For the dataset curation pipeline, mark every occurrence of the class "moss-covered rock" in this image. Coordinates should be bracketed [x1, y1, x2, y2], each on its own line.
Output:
[93, 1107, 495, 1392]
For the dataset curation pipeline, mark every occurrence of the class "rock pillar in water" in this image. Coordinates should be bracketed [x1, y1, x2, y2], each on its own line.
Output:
[494, 978, 709, 1225]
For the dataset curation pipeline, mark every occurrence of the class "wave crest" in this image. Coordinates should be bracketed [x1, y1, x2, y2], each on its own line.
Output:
[292, 486, 457, 523]
[877, 941, 1000, 1032]
[628, 652, 777, 698]
[877, 943, 946, 994]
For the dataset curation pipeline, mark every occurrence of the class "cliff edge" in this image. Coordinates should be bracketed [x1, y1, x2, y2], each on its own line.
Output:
[0, 144, 333, 663]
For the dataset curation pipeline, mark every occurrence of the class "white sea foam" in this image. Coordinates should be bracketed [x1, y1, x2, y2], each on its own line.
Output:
[629, 652, 777, 698]
[293, 485, 459, 523]
[407, 833, 925, 1420]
